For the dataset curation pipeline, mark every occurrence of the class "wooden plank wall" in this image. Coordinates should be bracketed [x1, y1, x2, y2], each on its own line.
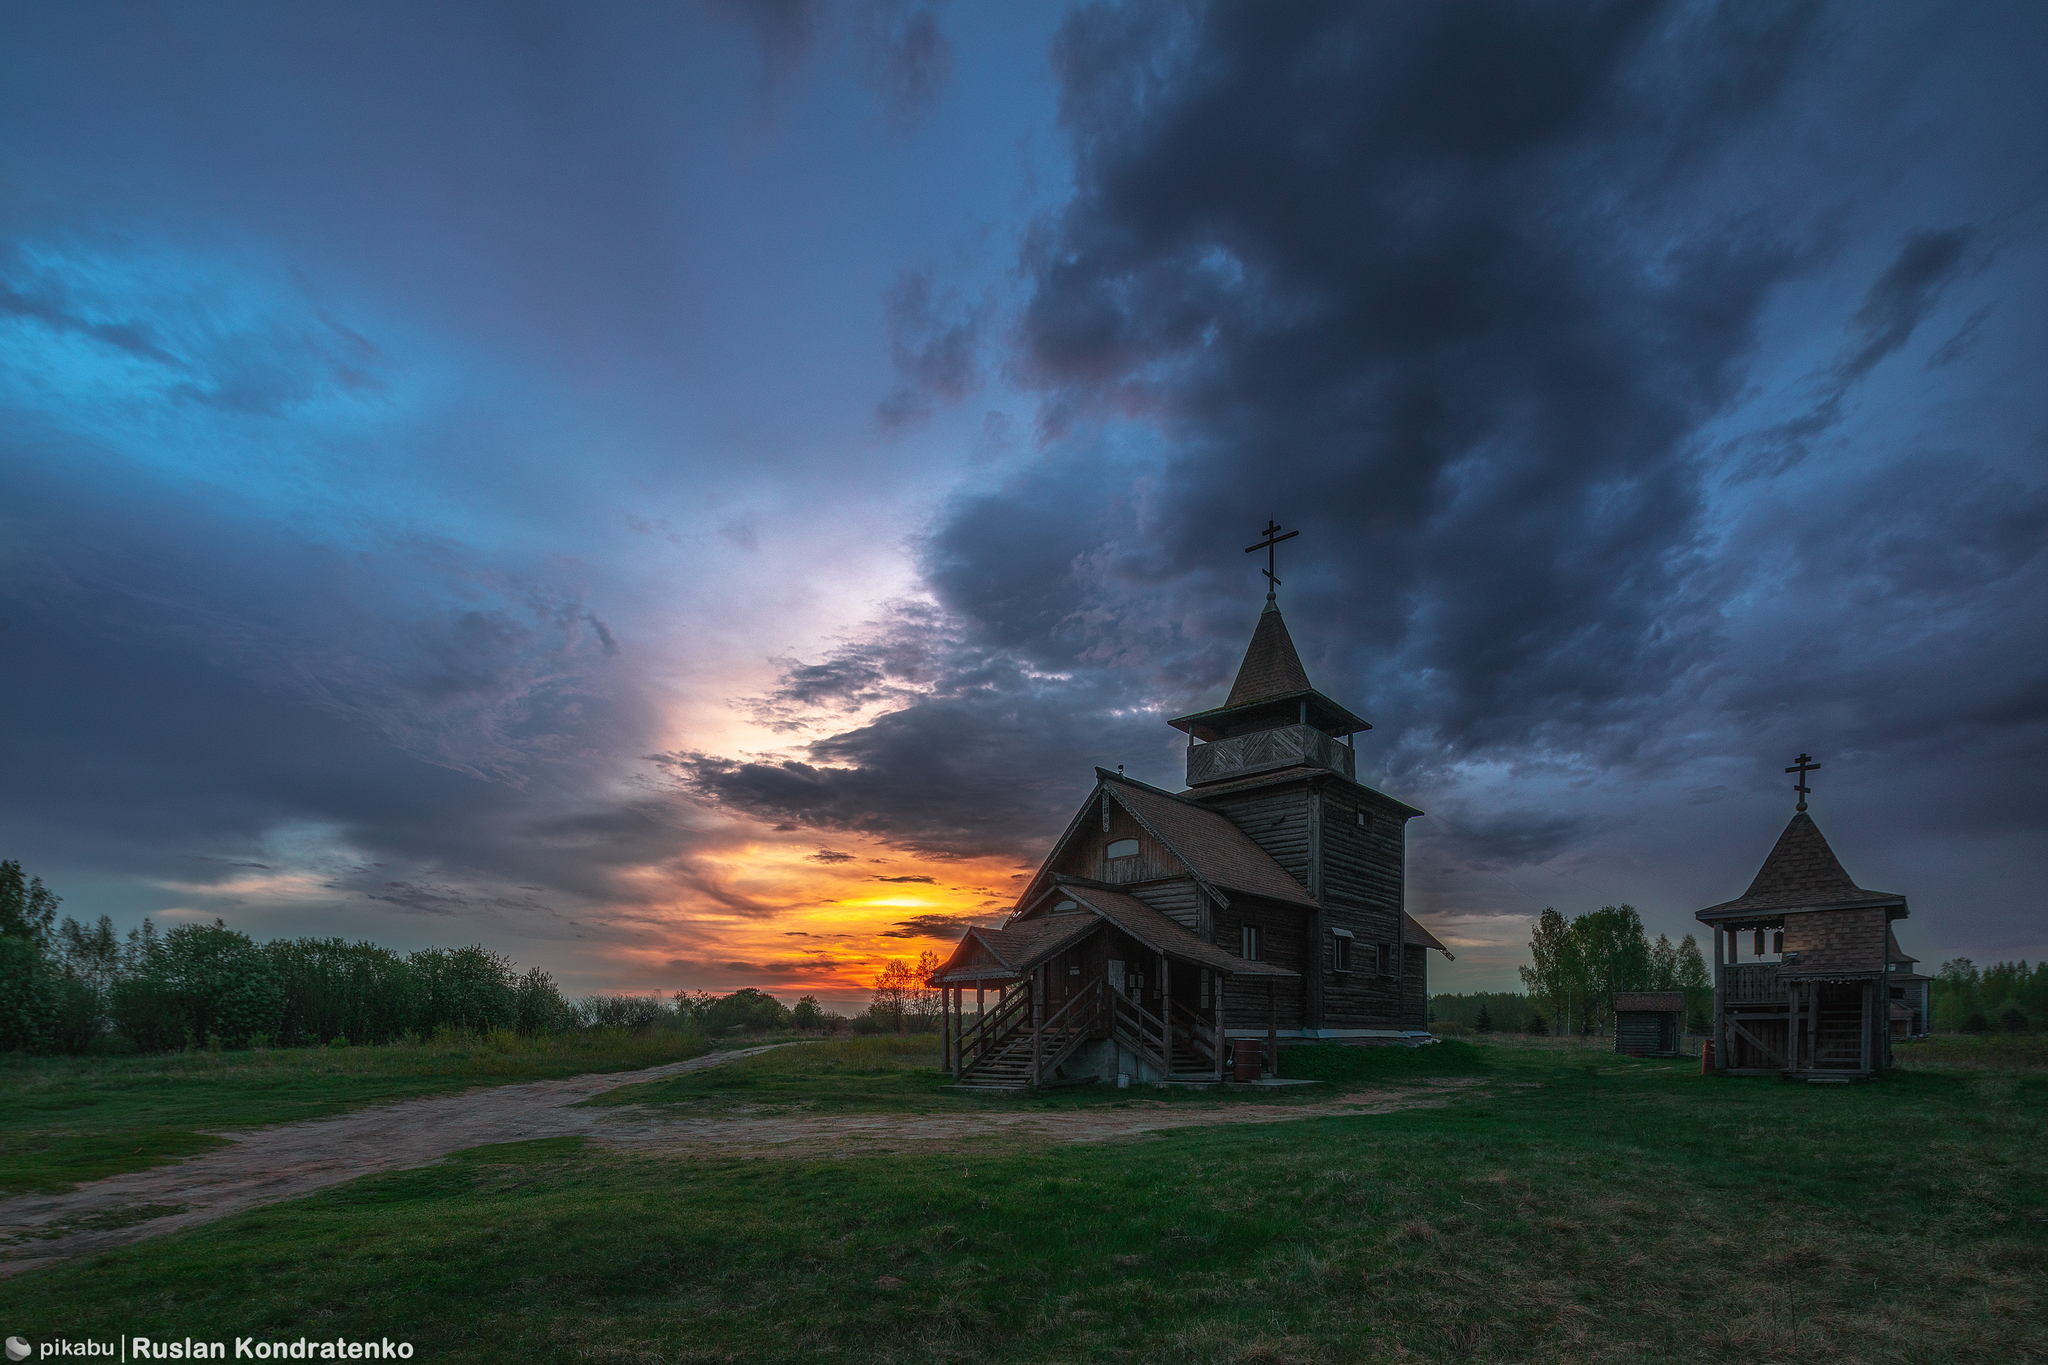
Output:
[1123, 878, 1205, 932]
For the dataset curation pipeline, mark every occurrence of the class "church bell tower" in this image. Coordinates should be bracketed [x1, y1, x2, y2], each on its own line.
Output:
[1164, 522, 1428, 1033]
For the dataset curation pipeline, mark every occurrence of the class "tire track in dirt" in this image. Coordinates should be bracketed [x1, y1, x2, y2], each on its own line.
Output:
[0, 1045, 789, 1277]
[0, 1052, 1475, 1276]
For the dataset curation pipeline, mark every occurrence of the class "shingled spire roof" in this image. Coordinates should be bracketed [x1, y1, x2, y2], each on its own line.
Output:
[1694, 811, 1905, 921]
[1223, 602, 1313, 707]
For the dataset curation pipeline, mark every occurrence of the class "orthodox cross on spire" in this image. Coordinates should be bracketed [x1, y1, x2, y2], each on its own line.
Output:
[1244, 519, 1299, 604]
[1785, 752, 1821, 813]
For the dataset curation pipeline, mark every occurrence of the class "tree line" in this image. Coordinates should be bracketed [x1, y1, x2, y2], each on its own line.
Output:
[1517, 905, 1712, 1036]
[1931, 958, 2045, 1034]
[0, 861, 846, 1054]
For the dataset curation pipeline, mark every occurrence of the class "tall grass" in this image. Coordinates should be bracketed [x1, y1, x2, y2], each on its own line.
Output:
[1895, 1031, 2048, 1071]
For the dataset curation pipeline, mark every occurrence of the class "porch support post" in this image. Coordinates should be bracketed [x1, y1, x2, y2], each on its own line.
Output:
[1160, 953, 1171, 1073]
[940, 985, 951, 1075]
[1030, 964, 1044, 1087]
[1266, 979, 1278, 1079]
[1712, 925, 1726, 1071]
[1860, 980, 1873, 1074]
[1214, 974, 1226, 1082]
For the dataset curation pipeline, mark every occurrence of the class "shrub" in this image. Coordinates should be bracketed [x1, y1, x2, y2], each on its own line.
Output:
[268, 937, 417, 1046]
[1962, 1013, 1990, 1034]
[695, 988, 790, 1035]
[516, 967, 578, 1034]
[411, 945, 517, 1034]
[109, 972, 189, 1053]
[2000, 1007, 2029, 1033]
[578, 992, 670, 1031]
[134, 922, 284, 1050]
[1526, 1012, 1548, 1037]
[0, 934, 60, 1052]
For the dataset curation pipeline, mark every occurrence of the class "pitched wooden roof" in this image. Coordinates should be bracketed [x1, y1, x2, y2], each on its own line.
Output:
[1780, 905, 1889, 978]
[1101, 771, 1317, 907]
[934, 914, 1096, 983]
[1613, 991, 1684, 1013]
[1885, 927, 1916, 965]
[1059, 885, 1298, 978]
[1403, 913, 1454, 960]
[1694, 812, 1905, 922]
[1225, 603, 1313, 706]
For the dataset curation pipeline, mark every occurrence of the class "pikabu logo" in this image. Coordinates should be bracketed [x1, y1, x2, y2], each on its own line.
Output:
[7, 1338, 30, 1362]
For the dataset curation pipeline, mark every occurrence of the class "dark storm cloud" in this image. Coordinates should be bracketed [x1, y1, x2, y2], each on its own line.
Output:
[881, 911, 995, 939]
[856, 1, 956, 135]
[1739, 226, 1988, 478]
[876, 267, 987, 429]
[655, 604, 1164, 858]
[706, 0, 831, 97]
[873, 874, 934, 883]
[682, 0, 2048, 909]
[995, 1, 1836, 759]
[1844, 229, 1982, 380]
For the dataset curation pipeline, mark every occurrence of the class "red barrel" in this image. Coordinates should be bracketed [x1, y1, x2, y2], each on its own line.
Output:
[1230, 1038, 1264, 1082]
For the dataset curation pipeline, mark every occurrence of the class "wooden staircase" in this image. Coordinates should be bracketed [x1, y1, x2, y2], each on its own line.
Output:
[954, 981, 1102, 1092]
[1810, 1003, 1866, 1071]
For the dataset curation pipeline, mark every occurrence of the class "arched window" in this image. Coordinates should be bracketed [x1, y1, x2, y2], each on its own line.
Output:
[1106, 838, 1141, 860]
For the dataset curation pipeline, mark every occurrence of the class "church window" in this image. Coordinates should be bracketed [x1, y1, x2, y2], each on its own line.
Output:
[1053, 899, 1078, 913]
[1199, 969, 1212, 1010]
[1106, 838, 1141, 860]
[1356, 810, 1369, 828]
[1332, 928, 1353, 973]
[1241, 925, 1260, 961]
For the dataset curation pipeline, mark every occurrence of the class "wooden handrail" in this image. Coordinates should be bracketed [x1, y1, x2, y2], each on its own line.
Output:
[1040, 978, 1102, 1037]
[1168, 1000, 1218, 1064]
[960, 986, 1030, 1061]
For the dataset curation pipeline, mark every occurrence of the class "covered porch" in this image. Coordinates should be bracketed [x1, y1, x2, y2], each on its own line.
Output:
[1710, 915, 1893, 1078]
[934, 886, 1297, 1092]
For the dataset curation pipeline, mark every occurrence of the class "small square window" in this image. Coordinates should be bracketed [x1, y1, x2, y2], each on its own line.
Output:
[1356, 810, 1368, 827]
[1333, 935, 1352, 973]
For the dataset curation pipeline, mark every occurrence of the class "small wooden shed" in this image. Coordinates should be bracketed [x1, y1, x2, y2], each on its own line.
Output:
[1612, 991, 1685, 1058]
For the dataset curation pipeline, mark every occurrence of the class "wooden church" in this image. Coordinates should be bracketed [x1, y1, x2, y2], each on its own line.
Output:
[1696, 757, 1917, 1079]
[935, 536, 1453, 1090]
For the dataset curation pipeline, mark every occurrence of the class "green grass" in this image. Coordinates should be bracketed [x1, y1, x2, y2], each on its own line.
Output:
[1896, 1032, 2048, 1071]
[584, 1035, 1480, 1117]
[0, 1027, 708, 1194]
[7, 1041, 2041, 1362]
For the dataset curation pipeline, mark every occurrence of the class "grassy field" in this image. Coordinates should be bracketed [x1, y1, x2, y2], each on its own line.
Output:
[583, 1032, 1485, 1118]
[0, 1027, 709, 1194]
[1895, 1032, 2048, 1071]
[5, 1038, 2042, 1363]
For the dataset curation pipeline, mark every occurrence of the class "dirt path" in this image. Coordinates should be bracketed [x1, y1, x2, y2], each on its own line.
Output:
[0, 1052, 1468, 1277]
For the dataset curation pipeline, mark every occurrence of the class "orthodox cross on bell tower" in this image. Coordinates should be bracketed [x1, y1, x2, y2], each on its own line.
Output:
[1245, 519, 1299, 604]
[1785, 752, 1821, 813]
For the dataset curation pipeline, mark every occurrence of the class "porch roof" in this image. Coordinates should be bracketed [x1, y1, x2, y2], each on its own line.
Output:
[1404, 913, 1454, 960]
[1061, 885, 1299, 979]
[934, 886, 1299, 984]
[933, 915, 1097, 985]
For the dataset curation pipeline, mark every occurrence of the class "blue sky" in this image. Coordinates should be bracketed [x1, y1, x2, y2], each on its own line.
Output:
[3, 2, 2043, 1006]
